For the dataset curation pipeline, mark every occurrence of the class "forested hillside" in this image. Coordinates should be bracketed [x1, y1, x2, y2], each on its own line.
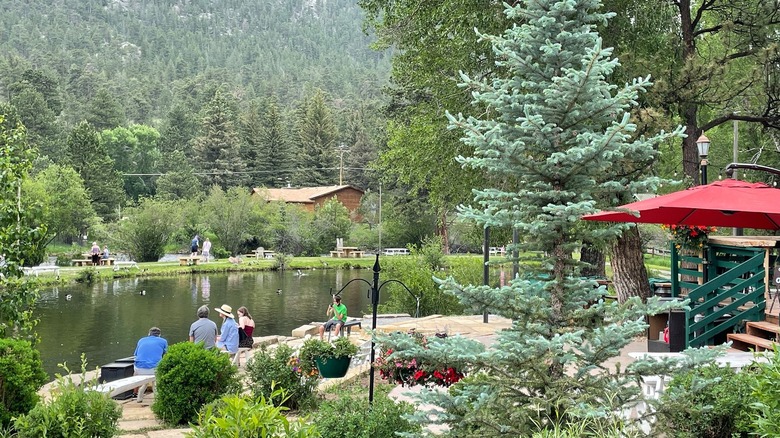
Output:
[0, 0, 389, 124]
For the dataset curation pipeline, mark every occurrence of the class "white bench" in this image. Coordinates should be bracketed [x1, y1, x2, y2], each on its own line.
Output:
[92, 375, 155, 402]
[113, 261, 139, 271]
[23, 266, 60, 277]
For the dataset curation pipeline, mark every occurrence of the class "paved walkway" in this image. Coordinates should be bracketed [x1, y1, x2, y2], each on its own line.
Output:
[109, 314, 648, 436]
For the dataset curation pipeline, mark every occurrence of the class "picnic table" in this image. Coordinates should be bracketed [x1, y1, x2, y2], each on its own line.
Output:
[251, 248, 276, 259]
[179, 256, 201, 266]
[330, 247, 364, 258]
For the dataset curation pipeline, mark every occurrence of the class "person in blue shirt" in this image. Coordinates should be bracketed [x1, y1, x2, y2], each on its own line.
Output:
[190, 235, 199, 257]
[133, 327, 168, 375]
[214, 304, 239, 354]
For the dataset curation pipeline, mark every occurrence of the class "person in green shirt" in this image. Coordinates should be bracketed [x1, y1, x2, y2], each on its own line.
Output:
[319, 295, 347, 340]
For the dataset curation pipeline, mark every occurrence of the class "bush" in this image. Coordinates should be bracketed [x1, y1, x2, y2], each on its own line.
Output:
[246, 344, 319, 411]
[297, 337, 359, 378]
[0, 339, 48, 428]
[74, 266, 98, 284]
[750, 346, 780, 435]
[187, 392, 320, 438]
[13, 359, 121, 437]
[654, 363, 754, 438]
[313, 392, 420, 438]
[152, 342, 241, 425]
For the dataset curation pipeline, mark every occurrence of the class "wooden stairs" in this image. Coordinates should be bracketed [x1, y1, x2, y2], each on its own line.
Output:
[727, 319, 780, 352]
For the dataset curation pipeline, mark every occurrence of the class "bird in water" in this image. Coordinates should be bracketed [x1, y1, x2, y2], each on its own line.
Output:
[295, 269, 307, 277]
[139, 290, 146, 296]
[276, 288, 282, 295]
[65, 294, 72, 301]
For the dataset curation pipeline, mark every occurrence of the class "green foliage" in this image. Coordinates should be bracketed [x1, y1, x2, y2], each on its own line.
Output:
[110, 198, 181, 262]
[202, 186, 272, 256]
[74, 267, 99, 284]
[0, 113, 46, 338]
[297, 337, 359, 379]
[152, 342, 241, 426]
[187, 392, 320, 438]
[313, 392, 420, 438]
[655, 363, 754, 438]
[13, 359, 121, 438]
[311, 199, 352, 254]
[750, 346, 780, 436]
[246, 344, 319, 411]
[380, 243, 466, 317]
[26, 164, 96, 244]
[0, 339, 47, 428]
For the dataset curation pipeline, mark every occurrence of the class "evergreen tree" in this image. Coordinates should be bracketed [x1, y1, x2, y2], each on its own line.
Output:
[155, 150, 203, 201]
[380, 1, 683, 434]
[239, 100, 265, 187]
[296, 89, 338, 186]
[65, 121, 125, 220]
[86, 88, 126, 130]
[258, 97, 294, 188]
[159, 104, 197, 156]
[192, 91, 247, 189]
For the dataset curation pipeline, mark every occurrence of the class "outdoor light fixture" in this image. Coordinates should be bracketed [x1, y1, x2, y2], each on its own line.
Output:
[697, 133, 711, 185]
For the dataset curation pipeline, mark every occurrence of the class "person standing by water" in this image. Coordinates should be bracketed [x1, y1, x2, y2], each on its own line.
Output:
[134, 327, 168, 375]
[90, 241, 101, 266]
[190, 235, 199, 257]
[214, 304, 238, 354]
[237, 306, 255, 349]
[201, 238, 211, 263]
[189, 305, 218, 349]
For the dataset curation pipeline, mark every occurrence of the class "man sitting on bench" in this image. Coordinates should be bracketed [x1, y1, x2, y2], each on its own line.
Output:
[319, 295, 347, 340]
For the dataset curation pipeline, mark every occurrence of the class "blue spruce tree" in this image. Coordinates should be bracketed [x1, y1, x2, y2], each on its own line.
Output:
[376, 0, 704, 435]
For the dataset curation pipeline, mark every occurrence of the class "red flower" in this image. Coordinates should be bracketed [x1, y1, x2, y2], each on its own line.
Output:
[414, 370, 427, 381]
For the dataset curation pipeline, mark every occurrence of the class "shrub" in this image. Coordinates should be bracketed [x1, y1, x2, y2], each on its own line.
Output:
[187, 391, 320, 438]
[246, 344, 319, 411]
[74, 266, 98, 284]
[297, 337, 359, 378]
[654, 363, 754, 438]
[313, 392, 420, 438]
[152, 342, 241, 425]
[0, 338, 48, 428]
[750, 346, 780, 435]
[13, 359, 121, 437]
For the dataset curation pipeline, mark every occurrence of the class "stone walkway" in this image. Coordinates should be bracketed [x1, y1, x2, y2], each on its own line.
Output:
[109, 314, 648, 436]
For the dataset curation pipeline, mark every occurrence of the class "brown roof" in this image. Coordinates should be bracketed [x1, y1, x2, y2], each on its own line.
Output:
[253, 185, 364, 204]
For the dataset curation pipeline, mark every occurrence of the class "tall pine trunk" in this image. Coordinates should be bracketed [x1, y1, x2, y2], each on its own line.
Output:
[610, 226, 652, 303]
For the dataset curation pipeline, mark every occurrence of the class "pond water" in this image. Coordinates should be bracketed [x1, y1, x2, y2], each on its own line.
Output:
[34, 270, 376, 378]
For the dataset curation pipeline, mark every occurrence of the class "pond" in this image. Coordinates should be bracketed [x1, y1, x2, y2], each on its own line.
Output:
[34, 270, 376, 378]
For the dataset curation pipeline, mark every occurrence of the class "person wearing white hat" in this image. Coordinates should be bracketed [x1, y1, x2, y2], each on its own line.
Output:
[214, 304, 238, 354]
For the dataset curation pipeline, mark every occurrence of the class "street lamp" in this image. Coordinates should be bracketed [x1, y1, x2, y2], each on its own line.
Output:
[697, 133, 711, 185]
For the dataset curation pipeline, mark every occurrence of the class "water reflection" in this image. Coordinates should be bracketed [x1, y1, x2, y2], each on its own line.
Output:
[34, 270, 373, 377]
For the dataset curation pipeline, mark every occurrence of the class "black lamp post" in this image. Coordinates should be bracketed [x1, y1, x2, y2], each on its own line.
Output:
[331, 254, 421, 405]
[697, 133, 711, 185]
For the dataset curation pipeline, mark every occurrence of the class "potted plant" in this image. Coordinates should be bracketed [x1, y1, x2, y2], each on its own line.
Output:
[298, 337, 359, 378]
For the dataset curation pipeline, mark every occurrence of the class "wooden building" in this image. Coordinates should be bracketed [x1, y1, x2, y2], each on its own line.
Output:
[252, 185, 365, 219]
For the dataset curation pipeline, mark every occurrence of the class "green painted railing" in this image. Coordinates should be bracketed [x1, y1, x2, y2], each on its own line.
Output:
[671, 243, 766, 348]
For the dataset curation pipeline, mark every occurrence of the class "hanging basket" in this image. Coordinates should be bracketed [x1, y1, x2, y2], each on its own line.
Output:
[314, 356, 352, 378]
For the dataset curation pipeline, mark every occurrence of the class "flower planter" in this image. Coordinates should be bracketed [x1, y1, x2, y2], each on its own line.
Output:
[314, 356, 352, 378]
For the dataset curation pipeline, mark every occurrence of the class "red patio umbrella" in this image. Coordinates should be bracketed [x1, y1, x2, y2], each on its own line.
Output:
[582, 179, 780, 230]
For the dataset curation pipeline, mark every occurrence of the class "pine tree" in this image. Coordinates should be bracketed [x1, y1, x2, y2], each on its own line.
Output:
[192, 91, 247, 189]
[379, 0, 686, 435]
[259, 98, 294, 187]
[295, 89, 338, 186]
[65, 121, 125, 220]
